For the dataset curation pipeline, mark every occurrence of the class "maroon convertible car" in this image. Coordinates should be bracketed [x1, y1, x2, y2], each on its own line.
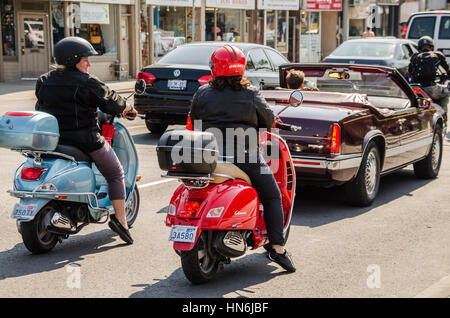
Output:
[261, 63, 447, 206]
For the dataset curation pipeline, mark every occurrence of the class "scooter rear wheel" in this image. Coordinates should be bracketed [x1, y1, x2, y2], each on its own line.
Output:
[20, 202, 59, 254]
[125, 185, 140, 227]
[180, 232, 220, 284]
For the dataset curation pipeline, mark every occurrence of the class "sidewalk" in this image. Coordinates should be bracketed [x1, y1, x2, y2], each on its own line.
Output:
[0, 79, 136, 96]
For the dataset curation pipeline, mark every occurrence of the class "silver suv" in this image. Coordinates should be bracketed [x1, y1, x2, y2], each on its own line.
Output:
[403, 11, 450, 63]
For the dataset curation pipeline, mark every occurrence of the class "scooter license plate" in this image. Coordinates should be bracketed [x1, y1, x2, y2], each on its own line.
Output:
[169, 225, 198, 243]
[11, 203, 37, 219]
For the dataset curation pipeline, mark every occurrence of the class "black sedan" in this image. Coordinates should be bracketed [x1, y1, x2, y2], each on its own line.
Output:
[322, 38, 418, 78]
[134, 42, 289, 133]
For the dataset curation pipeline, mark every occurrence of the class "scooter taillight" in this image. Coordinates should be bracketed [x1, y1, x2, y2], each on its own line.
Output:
[178, 199, 205, 219]
[21, 167, 46, 181]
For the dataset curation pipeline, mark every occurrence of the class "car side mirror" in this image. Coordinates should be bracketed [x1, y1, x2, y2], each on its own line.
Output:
[418, 97, 431, 109]
[135, 79, 146, 95]
[289, 90, 304, 107]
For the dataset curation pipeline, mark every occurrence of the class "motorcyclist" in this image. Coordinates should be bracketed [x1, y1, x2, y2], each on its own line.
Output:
[35, 37, 138, 244]
[189, 44, 296, 272]
[408, 36, 450, 112]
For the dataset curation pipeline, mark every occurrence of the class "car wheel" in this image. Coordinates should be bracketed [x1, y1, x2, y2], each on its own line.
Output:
[344, 141, 381, 207]
[145, 119, 168, 134]
[413, 128, 442, 179]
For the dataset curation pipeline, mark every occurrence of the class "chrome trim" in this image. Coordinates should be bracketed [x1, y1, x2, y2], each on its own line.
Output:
[385, 136, 433, 158]
[292, 153, 363, 170]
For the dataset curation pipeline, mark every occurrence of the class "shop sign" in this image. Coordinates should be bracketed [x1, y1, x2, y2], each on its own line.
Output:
[257, 0, 299, 10]
[80, 3, 110, 24]
[146, 0, 202, 7]
[376, 0, 400, 5]
[305, 0, 342, 11]
[206, 0, 255, 9]
[61, 0, 133, 4]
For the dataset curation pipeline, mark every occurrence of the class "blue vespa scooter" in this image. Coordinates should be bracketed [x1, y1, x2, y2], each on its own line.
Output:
[0, 80, 146, 254]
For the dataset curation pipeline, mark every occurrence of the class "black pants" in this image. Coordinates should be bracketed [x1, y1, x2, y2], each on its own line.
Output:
[233, 155, 285, 246]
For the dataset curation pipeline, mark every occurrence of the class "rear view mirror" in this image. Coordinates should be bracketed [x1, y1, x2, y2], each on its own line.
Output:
[135, 79, 146, 95]
[289, 90, 304, 107]
[328, 71, 350, 80]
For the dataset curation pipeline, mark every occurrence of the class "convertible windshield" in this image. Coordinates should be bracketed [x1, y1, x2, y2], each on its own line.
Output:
[330, 42, 396, 58]
[303, 68, 409, 100]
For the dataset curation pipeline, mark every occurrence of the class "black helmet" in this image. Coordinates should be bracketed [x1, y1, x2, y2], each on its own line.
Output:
[54, 37, 98, 67]
[418, 36, 434, 51]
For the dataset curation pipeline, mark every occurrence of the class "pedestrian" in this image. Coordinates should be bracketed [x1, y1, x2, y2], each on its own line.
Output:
[189, 44, 296, 272]
[362, 27, 375, 38]
[35, 37, 138, 244]
[408, 36, 450, 112]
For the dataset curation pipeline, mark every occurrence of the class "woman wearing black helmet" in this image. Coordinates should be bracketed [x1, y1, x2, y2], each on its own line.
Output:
[35, 37, 137, 244]
[409, 36, 450, 112]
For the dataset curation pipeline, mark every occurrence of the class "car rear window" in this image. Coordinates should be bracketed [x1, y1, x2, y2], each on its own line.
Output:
[330, 42, 395, 58]
[439, 16, 450, 39]
[408, 16, 436, 39]
[157, 45, 218, 65]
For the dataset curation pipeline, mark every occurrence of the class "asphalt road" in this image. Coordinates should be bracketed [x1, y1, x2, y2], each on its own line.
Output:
[0, 88, 450, 298]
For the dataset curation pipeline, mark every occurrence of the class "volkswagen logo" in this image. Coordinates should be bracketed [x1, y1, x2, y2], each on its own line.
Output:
[173, 69, 181, 77]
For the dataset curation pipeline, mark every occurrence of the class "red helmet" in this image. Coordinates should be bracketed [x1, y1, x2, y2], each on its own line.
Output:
[209, 44, 246, 77]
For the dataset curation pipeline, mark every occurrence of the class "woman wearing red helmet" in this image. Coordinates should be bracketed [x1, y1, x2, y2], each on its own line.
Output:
[189, 44, 296, 273]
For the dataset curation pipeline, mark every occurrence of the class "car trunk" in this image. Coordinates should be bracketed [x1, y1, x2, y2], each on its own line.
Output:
[140, 64, 211, 96]
[262, 90, 367, 157]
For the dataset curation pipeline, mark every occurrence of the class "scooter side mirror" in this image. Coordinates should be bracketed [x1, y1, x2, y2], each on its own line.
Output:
[135, 79, 146, 95]
[289, 90, 304, 107]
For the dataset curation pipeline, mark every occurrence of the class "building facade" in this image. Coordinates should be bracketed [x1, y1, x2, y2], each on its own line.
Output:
[0, 0, 141, 82]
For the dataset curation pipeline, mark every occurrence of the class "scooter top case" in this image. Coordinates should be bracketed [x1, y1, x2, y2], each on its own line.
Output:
[0, 111, 59, 151]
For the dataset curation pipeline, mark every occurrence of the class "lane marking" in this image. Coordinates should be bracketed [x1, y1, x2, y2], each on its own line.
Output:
[125, 125, 147, 130]
[137, 178, 176, 189]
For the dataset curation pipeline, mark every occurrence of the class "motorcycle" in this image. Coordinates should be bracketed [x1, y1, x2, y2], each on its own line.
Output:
[0, 80, 146, 254]
[157, 90, 304, 284]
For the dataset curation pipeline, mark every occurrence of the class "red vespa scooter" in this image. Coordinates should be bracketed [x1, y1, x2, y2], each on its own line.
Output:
[157, 91, 303, 284]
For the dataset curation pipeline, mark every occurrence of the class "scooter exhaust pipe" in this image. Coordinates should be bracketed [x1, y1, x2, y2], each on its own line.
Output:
[47, 212, 78, 235]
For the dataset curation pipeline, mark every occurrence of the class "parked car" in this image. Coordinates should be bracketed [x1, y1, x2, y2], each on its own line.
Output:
[260, 63, 447, 206]
[322, 38, 418, 78]
[402, 10, 450, 63]
[134, 42, 289, 133]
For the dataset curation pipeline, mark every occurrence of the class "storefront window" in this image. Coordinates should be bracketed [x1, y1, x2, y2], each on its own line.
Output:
[50, 2, 117, 56]
[1, 0, 16, 56]
[266, 10, 275, 48]
[206, 8, 242, 42]
[154, 6, 187, 57]
[276, 11, 287, 53]
[300, 11, 321, 63]
[216, 9, 241, 42]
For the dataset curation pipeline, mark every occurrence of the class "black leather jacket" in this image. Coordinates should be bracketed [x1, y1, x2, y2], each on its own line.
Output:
[190, 84, 275, 158]
[35, 69, 126, 153]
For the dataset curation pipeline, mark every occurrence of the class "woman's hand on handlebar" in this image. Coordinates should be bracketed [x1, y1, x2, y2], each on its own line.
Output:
[123, 104, 138, 120]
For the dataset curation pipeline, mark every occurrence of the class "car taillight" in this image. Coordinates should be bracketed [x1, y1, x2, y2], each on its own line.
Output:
[198, 75, 212, 86]
[5, 112, 33, 117]
[186, 114, 193, 131]
[178, 199, 204, 219]
[401, 25, 408, 39]
[137, 71, 156, 84]
[21, 167, 46, 181]
[330, 124, 341, 155]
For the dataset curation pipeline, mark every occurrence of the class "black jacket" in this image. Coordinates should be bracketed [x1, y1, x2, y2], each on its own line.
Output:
[35, 69, 126, 153]
[189, 84, 275, 158]
[409, 50, 450, 87]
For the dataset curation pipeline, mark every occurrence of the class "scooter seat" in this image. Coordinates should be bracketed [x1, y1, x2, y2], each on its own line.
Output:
[211, 161, 252, 186]
[54, 144, 93, 163]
